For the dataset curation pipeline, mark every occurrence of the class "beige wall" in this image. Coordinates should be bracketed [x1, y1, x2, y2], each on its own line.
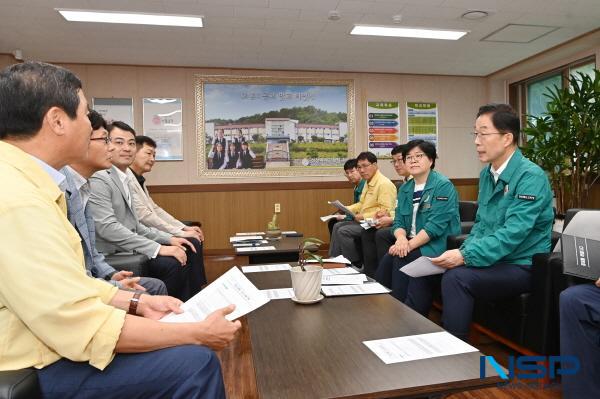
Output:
[45, 63, 486, 185]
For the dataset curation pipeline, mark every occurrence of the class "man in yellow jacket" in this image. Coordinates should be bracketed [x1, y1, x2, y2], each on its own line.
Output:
[0, 61, 239, 399]
[329, 151, 397, 266]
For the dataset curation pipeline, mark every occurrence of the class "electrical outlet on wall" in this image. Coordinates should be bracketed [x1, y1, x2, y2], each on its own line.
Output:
[274, 203, 281, 213]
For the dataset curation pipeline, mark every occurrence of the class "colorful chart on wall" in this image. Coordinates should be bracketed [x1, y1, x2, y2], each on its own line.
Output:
[142, 98, 183, 161]
[92, 98, 134, 128]
[367, 101, 401, 158]
[406, 102, 438, 148]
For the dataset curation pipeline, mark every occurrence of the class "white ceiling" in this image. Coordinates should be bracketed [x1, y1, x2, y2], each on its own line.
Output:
[0, 0, 598, 76]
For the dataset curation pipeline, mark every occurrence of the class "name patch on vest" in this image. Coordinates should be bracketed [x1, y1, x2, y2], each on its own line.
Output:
[436, 196, 449, 201]
[517, 194, 536, 201]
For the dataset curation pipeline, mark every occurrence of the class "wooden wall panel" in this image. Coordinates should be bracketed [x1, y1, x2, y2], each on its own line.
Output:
[150, 180, 479, 251]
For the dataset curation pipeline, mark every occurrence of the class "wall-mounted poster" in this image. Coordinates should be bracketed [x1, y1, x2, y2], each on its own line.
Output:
[142, 98, 183, 161]
[367, 101, 401, 158]
[195, 75, 355, 177]
[92, 98, 134, 127]
[406, 102, 438, 148]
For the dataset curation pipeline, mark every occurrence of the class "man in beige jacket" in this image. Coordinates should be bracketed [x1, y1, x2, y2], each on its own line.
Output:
[129, 135, 204, 242]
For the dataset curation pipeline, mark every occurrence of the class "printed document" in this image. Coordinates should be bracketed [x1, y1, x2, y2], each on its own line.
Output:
[236, 246, 276, 252]
[161, 267, 269, 323]
[328, 200, 356, 218]
[236, 232, 265, 236]
[321, 282, 390, 296]
[400, 256, 446, 277]
[363, 331, 479, 364]
[320, 214, 341, 222]
[262, 288, 294, 300]
[322, 267, 360, 276]
[322, 273, 367, 285]
[230, 235, 263, 243]
[242, 263, 292, 273]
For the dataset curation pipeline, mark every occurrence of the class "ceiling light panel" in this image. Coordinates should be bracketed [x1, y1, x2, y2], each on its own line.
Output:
[57, 9, 203, 28]
[351, 25, 468, 40]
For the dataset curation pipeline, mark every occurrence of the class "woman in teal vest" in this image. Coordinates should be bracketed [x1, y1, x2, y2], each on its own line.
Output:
[375, 139, 460, 301]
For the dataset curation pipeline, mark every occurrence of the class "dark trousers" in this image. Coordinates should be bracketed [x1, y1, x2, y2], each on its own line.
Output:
[362, 227, 396, 278]
[376, 249, 422, 301]
[327, 218, 339, 237]
[560, 284, 600, 399]
[36, 345, 225, 399]
[146, 238, 206, 301]
[405, 263, 532, 340]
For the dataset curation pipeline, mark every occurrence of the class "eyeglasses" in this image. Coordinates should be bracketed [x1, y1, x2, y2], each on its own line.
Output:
[390, 159, 404, 165]
[111, 139, 136, 148]
[405, 153, 426, 162]
[470, 131, 506, 139]
[90, 136, 111, 145]
[356, 163, 373, 170]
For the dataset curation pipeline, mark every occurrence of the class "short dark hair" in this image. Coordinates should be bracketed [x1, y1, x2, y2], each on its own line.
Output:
[108, 121, 136, 137]
[356, 151, 377, 164]
[343, 158, 358, 170]
[403, 139, 437, 169]
[476, 103, 520, 145]
[135, 135, 157, 150]
[88, 109, 107, 131]
[391, 144, 407, 156]
[0, 61, 82, 139]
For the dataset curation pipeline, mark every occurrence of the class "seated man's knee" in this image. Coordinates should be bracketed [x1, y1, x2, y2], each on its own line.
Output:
[560, 285, 586, 311]
[441, 266, 471, 288]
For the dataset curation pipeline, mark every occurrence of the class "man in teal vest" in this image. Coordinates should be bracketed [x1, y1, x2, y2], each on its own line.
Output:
[405, 103, 554, 341]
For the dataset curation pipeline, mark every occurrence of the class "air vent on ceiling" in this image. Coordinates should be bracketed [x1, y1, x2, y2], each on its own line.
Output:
[481, 24, 559, 43]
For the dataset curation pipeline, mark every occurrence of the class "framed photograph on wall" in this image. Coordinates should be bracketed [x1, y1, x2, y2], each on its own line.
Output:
[92, 97, 134, 127]
[142, 98, 183, 161]
[195, 75, 355, 177]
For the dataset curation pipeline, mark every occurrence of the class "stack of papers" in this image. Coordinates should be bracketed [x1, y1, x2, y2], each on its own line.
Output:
[230, 235, 263, 243]
[400, 256, 445, 277]
[160, 267, 269, 323]
[236, 232, 265, 236]
[328, 200, 356, 218]
[261, 288, 295, 300]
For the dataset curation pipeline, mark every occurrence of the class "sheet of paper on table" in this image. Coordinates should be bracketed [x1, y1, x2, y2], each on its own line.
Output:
[322, 273, 367, 285]
[261, 288, 294, 300]
[242, 264, 292, 273]
[321, 282, 390, 297]
[230, 235, 264, 243]
[363, 331, 478, 364]
[236, 246, 276, 252]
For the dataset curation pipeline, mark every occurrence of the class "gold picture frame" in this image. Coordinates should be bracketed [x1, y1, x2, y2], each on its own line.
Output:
[195, 75, 355, 177]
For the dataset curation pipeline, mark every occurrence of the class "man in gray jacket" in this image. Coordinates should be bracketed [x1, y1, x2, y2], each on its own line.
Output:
[88, 121, 205, 300]
[62, 110, 166, 295]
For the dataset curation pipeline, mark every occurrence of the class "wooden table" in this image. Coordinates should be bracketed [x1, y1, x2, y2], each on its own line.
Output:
[239, 269, 502, 399]
[234, 236, 302, 264]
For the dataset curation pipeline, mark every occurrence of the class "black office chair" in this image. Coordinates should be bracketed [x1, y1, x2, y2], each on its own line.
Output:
[458, 200, 478, 234]
[0, 369, 40, 399]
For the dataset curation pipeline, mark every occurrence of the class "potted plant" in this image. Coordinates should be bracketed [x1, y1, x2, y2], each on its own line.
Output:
[523, 69, 600, 216]
[290, 238, 324, 302]
[265, 213, 282, 240]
